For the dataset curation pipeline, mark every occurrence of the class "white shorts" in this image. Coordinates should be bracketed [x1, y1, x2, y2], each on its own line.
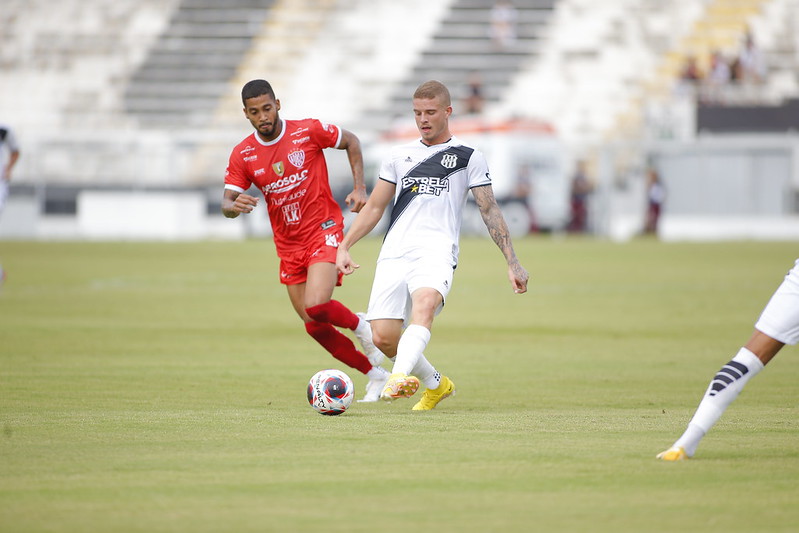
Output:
[366, 254, 455, 322]
[754, 259, 799, 345]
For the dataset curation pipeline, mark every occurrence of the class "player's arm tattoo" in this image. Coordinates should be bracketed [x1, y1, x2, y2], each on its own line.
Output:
[472, 185, 518, 263]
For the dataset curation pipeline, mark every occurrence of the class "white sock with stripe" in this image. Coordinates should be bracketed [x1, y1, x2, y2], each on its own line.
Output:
[411, 353, 441, 390]
[674, 347, 764, 456]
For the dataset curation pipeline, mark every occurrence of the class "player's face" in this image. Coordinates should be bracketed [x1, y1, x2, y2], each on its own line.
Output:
[413, 96, 452, 146]
[243, 94, 282, 141]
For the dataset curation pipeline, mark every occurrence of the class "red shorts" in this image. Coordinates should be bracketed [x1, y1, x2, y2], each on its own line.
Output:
[278, 228, 344, 286]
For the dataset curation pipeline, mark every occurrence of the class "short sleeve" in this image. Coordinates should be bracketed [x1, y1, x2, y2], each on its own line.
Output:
[4, 127, 19, 152]
[224, 146, 252, 193]
[467, 149, 492, 189]
[310, 119, 342, 150]
[378, 151, 398, 185]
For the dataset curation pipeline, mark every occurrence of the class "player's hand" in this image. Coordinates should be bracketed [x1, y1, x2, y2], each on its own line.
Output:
[509, 262, 529, 294]
[336, 247, 359, 276]
[232, 193, 258, 214]
[345, 187, 368, 213]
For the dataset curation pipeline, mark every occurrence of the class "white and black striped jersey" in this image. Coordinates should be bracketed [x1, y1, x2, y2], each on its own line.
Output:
[377, 136, 491, 264]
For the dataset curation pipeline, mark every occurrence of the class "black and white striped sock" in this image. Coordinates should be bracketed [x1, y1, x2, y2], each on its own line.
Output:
[675, 347, 764, 456]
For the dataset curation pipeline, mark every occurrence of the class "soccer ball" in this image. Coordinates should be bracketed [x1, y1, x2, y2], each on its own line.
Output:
[307, 369, 354, 416]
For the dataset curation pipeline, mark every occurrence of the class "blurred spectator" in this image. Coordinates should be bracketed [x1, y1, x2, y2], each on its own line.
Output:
[676, 55, 703, 98]
[738, 30, 766, 84]
[709, 50, 731, 84]
[567, 160, 593, 233]
[679, 55, 703, 83]
[490, 0, 518, 50]
[703, 49, 731, 103]
[509, 162, 537, 233]
[463, 71, 485, 115]
[644, 166, 665, 235]
[729, 56, 744, 84]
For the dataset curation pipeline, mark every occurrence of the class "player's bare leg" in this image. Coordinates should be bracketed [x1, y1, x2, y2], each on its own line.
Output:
[289, 263, 387, 400]
[302, 262, 384, 364]
[368, 318, 417, 400]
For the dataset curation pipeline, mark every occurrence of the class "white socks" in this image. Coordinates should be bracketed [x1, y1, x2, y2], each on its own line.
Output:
[674, 347, 765, 456]
[392, 324, 430, 377]
[366, 366, 389, 380]
[354, 316, 371, 339]
[411, 354, 441, 390]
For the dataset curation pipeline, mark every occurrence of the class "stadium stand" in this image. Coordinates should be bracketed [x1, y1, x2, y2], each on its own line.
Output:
[1, 0, 798, 240]
[0, 0, 180, 130]
[495, 0, 707, 145]
[124, 0, 275, 127]
[373, 0, 556, 131]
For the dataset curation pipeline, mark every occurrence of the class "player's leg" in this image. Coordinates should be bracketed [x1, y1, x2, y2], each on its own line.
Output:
[391, 287, 440, 375]
[410, 354, 456, 411]
[657, 335, 774, 461]
[381, 257, 455, 403]
[303, 262, 353, 322]
[303, 259, 385, 366]
[287, 277, 371, 374]
[384, 255, 454, 400]
[368, 317, 419, 400]
[368, 317, 451, 408]
[378, 292, 443, 401]
[363, 256, 420, 400]
[298, 262, 388, 400]
[659, 260, 798, 460]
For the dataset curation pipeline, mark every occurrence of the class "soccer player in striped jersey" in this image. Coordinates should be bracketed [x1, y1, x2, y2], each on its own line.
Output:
[658, 258, 798, 460]
[222, 80, 389, 402]
[336, 80, 529, 410]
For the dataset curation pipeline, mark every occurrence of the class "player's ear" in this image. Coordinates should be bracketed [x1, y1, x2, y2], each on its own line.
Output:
[276, 99, 281, 111]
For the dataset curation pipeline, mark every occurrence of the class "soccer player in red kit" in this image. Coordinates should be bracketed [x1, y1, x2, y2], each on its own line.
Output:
[222, 79, 388, 401]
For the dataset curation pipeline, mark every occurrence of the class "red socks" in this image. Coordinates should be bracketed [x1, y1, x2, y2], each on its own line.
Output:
[304, 321, 371, 374]
[305, 300, 359, 330]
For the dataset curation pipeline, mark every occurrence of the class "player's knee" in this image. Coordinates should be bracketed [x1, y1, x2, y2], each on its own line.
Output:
[371, 328, 398, 356]
[305, 302, 331, 323]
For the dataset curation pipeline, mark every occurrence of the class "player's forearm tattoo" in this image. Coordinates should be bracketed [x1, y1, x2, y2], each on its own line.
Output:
[485, 207, 515, 259]
[474, 186, 517, 262]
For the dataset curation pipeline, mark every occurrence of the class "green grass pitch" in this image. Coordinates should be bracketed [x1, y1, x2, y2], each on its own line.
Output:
[1, 237, 797, 532]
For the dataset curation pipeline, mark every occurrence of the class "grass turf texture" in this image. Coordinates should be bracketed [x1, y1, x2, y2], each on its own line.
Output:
[1, 238, 797, 532]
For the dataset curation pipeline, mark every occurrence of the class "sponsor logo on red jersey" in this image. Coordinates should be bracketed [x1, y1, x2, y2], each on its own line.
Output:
[262, 169, 310, 195]
[282, 202, 301, 225]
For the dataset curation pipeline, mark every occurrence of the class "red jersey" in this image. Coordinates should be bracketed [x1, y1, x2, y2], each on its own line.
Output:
[225, 118, 344, 257]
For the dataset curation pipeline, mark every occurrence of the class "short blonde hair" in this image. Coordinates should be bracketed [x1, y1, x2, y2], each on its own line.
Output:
[413, 80, 451, 106]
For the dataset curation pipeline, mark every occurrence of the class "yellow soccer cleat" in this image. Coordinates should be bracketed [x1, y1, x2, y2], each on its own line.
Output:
[412, 375, 455, 411]
[380, 373, 420, 401]
[656, 446, 689, 461]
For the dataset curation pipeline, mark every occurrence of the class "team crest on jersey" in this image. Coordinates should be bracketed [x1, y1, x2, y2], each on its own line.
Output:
[288, 150, 305, 168]
[440, 153, 458, 169]
[272, 161, 284, 176]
